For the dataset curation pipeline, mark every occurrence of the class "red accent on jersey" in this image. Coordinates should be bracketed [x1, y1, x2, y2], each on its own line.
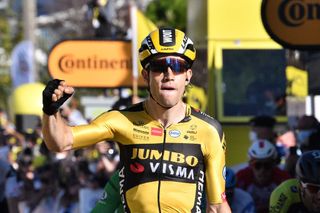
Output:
[221, 191, 227, 202]
[130, 162, 145, 173]
[151, 127, 163, 136]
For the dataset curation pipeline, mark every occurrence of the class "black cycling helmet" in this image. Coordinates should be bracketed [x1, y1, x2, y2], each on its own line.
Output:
[295, 150, 320, 184]
[139, 27, 196, 69]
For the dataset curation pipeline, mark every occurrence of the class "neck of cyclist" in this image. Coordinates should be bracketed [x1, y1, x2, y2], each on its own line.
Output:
[146, 91, 185, 128]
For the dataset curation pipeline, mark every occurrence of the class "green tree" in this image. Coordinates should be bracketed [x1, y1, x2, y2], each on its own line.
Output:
[0, 6, 23, 111]
[145, 0, 187, 31]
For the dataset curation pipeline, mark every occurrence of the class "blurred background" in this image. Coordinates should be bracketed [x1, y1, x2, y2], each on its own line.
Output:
[1, 0, 320, 212]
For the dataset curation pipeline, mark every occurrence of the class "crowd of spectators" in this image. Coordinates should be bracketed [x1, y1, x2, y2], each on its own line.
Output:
[0, 104, 119, 213]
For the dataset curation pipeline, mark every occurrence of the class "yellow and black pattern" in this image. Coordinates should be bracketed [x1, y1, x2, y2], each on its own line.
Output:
[71, 102, 226, 213]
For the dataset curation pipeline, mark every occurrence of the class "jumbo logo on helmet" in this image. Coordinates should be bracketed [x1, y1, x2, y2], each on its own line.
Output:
[160, 29, 176, 46]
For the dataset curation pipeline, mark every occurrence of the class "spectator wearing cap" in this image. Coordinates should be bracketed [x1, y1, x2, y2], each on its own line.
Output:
[236, 140, 291, 213]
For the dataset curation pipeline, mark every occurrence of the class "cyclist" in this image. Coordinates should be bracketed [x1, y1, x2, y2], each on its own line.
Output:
[236, 139, 290, 213]
[91, 170, 123, 213]
[42, 27, 231, 212]
[269, 150, 320, 213]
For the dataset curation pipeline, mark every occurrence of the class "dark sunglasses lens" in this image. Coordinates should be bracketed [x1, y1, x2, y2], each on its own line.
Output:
[150, 58, 187, 73]
[254, 162, 273, 170]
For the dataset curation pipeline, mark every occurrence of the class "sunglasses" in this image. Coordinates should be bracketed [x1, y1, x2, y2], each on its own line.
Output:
[251, 161, 274, 170]
[301, 181, 320, 194]
[147, 58, 189, 74]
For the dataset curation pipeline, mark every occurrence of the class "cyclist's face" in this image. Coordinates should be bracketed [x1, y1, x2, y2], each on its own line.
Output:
[251, 160, 274, 185]
[300, 182, 320, 212]
[144, 56, 192, 108]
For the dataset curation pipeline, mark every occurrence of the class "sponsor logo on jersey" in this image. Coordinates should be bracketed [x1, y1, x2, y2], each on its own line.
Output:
[187, 130, 197, 134]
[169, 130, 181, 138]
[123, 143, 204, 189]
[131, 148, 199, 167]
[290, 185, 298, 193]
[195, 170, 205, 212]
[133, 127, 149, 135]
[133, 120, 145, 126]
[130, 162, 145, 173]
[119, 167, 128, 212]
[150, 162, 195, 180]
[270, 193, 287, 213]
[151, 127, 162, 136]
[133, 134, 149, 141]
[190, 124, 197, 130]
[99, 191, 107, 202]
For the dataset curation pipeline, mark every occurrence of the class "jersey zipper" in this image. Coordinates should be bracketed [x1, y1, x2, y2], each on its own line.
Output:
[157, 128, 166, 213]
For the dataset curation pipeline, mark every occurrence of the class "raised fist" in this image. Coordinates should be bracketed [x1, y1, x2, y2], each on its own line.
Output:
[42, 79, 74, 115]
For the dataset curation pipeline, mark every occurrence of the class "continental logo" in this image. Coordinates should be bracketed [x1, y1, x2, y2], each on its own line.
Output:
[131, 148, 199, 167]
[58, 54, 131, 73]
[262, 0, 320, 49]
[278, 0, 320, 27]
[48, 40, 146, 87]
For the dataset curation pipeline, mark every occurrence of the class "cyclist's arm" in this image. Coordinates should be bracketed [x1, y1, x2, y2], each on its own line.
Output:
[43, 111, 117, 152]
[205, 131, 231, 213]
[207, 202, 231, 213]
[91, 171, 123, 213]
[42, 113, 74, 152]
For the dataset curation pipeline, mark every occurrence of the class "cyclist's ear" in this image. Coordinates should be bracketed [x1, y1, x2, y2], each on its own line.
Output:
[142, 69, 149, 81]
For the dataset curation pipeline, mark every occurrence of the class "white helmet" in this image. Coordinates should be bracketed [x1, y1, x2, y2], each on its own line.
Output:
[248, 139, 277, 160]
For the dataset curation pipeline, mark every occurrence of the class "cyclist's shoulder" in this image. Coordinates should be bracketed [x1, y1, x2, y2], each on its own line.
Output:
[270, 179, 301, 213]
[273, 178, 299, 194]
[119, 102, 144, 113]
[94, 102, 145, 122]
[189, 107, 223, 136]
[270, 179, 300, 203]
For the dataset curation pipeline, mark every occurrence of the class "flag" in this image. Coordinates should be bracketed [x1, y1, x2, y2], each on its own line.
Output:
[10, 40, 35, 88]
[131, 6, 157, 78]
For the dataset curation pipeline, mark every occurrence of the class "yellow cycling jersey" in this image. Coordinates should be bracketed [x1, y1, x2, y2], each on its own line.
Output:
[269, 179, 307, 213]
[72, 102, 226, 213]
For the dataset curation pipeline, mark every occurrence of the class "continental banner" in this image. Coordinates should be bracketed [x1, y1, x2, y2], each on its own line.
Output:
[48, 40, 146, 87]
[262, 0, 320, 49]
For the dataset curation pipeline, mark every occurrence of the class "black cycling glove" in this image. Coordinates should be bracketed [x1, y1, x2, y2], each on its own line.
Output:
[42, 79, 72, 115]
